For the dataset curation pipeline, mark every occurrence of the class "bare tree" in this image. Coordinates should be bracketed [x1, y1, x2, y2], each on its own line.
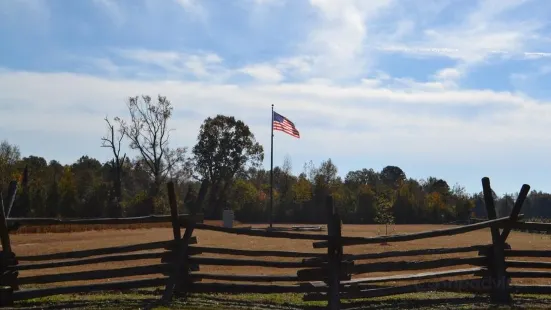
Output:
[116, 95, 190, 205]
[0, 140, 21, 190]
[282, 155, 293, 175]
[302, 160, 318, 182]
[101, 117, 126, 216]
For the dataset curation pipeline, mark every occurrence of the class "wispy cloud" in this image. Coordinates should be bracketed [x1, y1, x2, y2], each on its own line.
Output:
[1, 67, 547, 145]
[92, 0, 126, 26]
[0, 0, 51, 31]
[377, 0, 550, 78]
[0, 0, 50, 17]
[250, 0, 285, 5]
[2, 0, 551, 193]
[239, 64, 284, 83]
[174, 0, 208, 20]
[299, 0, 394, 79]
[114, 49, 228, 81]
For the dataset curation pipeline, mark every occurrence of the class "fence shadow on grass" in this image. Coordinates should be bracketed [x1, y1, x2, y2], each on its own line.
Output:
[11, 298, 158, 310]
[10, 293, 551, 310]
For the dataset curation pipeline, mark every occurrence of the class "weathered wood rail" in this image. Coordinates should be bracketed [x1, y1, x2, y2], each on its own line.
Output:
[1, 178, 550, 309]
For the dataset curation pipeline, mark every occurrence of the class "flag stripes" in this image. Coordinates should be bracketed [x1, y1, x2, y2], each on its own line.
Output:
[273, 111, 300, 138]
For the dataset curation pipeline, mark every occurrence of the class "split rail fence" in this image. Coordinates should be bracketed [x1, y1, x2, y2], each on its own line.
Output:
[1, 178, 551, 309]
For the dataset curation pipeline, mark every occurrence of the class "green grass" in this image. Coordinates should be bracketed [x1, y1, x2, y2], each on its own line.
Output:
[8, 290, 551, 310]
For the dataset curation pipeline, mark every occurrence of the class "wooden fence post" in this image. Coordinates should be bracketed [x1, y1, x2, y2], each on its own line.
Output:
[5, 181, 18, 218]
[1, 186, 19, 288]
[0, 181, 18, 253]
[0, 193, 12, 254]
[500, 184, 530, 243]
[172, 223, 195, 298]
[167, 182, 182, 242]
[326, 195, 342, 310]
[0, 286, 13, 307]
[0, 192, 16, 306]
[162, 181, 195, 303]
[481, 177, 511, 304]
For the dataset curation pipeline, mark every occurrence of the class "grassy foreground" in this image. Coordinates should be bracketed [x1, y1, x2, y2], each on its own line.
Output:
[8, 290, 551, 310]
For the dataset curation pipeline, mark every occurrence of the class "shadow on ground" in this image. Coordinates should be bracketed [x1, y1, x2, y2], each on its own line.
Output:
[9, 293, 551, 310]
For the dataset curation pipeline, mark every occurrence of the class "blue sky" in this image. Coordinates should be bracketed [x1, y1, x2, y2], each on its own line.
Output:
[1, 0, 551, 196]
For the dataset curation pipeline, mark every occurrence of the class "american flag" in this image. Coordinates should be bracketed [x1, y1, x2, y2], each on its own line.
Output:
[273, 111, 300, 138]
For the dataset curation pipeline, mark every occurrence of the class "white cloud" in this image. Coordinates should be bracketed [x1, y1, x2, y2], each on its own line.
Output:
[174, 0, 207, 20]
[524, 52, 551, 59]
[237, 56, 316, 82]
[92, 0, 125, 26]
[250, 0, 286, 5]
[89, 58, 121, 75]
[377, 0, 548, 78]
[3, 0, 551, 192]
[1, 68, 551, 169]
[275, 56, 314, 76]
[432, 68, 462, 88]
[434, 68, 461, 81]
[114, 48, 317, 83]
[183, 54, 224, 78]
[281, 0, 549, 82]
[510, 73, 529, 81]
[509, 61, 551, 92]
[300, 0, 394, 79]
[117, 50, 181, 69]
[239, 64, 284, 83]
[540, 65, 551, 75]
[0, 0, 50, 31]
[0, 0, 49, 16]
[115, 49, 228, 80]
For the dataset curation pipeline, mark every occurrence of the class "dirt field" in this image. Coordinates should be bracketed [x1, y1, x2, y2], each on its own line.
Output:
[9, 223, 551, 289]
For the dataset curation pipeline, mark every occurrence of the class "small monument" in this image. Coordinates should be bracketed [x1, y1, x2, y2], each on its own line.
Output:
[223, 209, 234, 228]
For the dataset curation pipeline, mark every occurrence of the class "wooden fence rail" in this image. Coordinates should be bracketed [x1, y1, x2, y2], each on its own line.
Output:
[189, 223, 329, 240]
[15, 239, 181, 261]
[1, 178, 551, 309]
[190, 245, 324, 258]
[6, 214, 202, 227]
[504, 250, 551, 257]
[312, 215, 522, 248]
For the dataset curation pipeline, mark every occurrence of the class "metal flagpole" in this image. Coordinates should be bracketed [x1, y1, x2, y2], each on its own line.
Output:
[270, 104, 274, 229]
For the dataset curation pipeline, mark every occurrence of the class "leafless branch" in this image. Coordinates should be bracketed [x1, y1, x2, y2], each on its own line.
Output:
[115, 95, 188, 193]
[101, 116, 126, 168]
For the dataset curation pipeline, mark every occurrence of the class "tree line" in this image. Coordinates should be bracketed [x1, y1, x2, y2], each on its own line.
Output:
[1, 95, 550, 224]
